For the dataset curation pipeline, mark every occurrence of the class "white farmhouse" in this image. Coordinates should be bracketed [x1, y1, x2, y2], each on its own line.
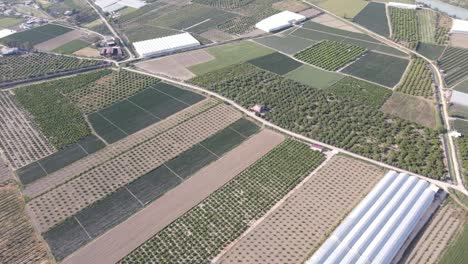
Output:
[255, 11, 306, 33]
[133, 33, 200, 58]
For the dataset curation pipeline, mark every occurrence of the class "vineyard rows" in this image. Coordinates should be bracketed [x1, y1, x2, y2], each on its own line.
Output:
[120, 140, 325, 263]
[294, 40, 366, 71]
[397, 58, 434, 98]
[0, 53, 106, 85]
[438, 47, 468, 87]
[389, 7, 420, 49]
[194, 0, 253, 9]
[435, 13, 451, 45]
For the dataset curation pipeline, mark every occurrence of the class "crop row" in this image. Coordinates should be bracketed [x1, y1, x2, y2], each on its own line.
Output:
[190, 63, 446, 178]
[120, 139, 325, 263]
[0, 53, 106, 84]
[438, 47, 468, 87]
[294, 40, 367, 71]
[435, 13, 451, 45]
[397, 58, 434, 98]
[194, 0, 253, 9]
[389, 7, 420, 49]
[457, 137, 468, 185]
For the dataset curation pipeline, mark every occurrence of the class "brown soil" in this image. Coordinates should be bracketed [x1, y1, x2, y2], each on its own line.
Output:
[311, 13, 362, 33]
[450, 34, 468, 49]
[34, 30, 84, 51]
[200, 29, 236, 43]
[73, 47, 101, 58]
[273, 0, 308, 12]
[61, 129, 285, 264]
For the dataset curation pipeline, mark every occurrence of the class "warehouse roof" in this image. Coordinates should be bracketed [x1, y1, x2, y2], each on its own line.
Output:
[388, 2, 419, 9]
[133, 33, 200, 58]
[306, 171, 438, 264]
[255, 11, 306, 32]
[451, 19, 468, 34]
[451, 90, 468, 107]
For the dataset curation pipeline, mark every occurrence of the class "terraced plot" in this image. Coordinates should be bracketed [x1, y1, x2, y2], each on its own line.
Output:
[353, 2, 389, 37]
[27, 104, 241, 232]
[217, 155, 384, 263]
[396, 58, 434, 98]
[0, 184, 50, 264]
[438, 46, 468, 87]
[294, 40, 366, 71]
[389, 7, 420, 49]
[0, 92, 55, 169]
[0, 53, 107, 86]
[120, 140, 325, 263]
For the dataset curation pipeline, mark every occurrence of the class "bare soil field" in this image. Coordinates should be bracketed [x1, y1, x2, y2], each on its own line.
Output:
[23, 99, 217, 199]
[381, 92, 438, 129]
[61, 129, 285, 264]
[450, 34, 468, 49]
[34, 30, 86, 51]
[402, 202, 466, 264]
[0, 158, 12, 184]
[273, 0, 309, 12]
[0, 91, 55, 169]
[311, 13, 362, 33]
[27, 104, 241, 232]
[0, 184, 50, 263]
[217, 155, 385, 264]
[136, 50, 214, 80]
[200, 29, 236, 42]
[73, 47, 101, 58]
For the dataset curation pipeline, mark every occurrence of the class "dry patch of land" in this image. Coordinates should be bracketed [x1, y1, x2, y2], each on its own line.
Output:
[34, 30, 86, 51]
[450, 34, 468, 49]
[311, 13, 362, 33]
[216, 155, 384, 264]
[381, 92, 438, 129]
[61, 129, 285, 264]
[273, 0, 308, 12]
[200, 29, 236, 42]
[136, 50, 214, 80]
[73, 47, 100, 57]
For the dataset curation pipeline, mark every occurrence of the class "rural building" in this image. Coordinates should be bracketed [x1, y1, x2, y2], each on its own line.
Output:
[1, 47, 19, 55]
[311, 144, 324, 152]
[0, 29, 16, 39]
[95, 0, 146, 13]
[307, 171, 440, 264]
[451, 19, 468, 34]
[451, 90, 468, 107]
[388, 2, 420, 9]
[449, 131, 462, 138]
[133, 33, 200, 58]
[255, 11, 306, 32]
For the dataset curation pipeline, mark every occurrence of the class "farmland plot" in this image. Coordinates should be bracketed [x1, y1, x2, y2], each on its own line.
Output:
[0, 24, 72, 46]
[306, 0, 368, 18]
[302, 21, 378, 43]
[217, 155, 384, 263]
[417, 9, 436, 44]
[254, 35, 316, 55]
[389, 7, 420, 49]
[456, 136, 468, 184]
[311, 13, 361, 33]
[33, 29, 87, 51]
[353, 2, 389, 37]
[454, 79, 468, 93]
[285, 64, 344, 89]
[416, 42, 445, 60]
[438, 46, 468, 87]
[396, 58, 434, 98]
[438, 212, 468, 264]
[120, 140, 325, 263]
[0, 92, 55, 169]
[248, 52, 302, 75]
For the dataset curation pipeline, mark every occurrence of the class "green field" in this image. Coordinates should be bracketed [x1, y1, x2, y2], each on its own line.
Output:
[308, 0, 368, 18]
[53, 39, 89, 54]
[353, 2, 389, 37]
[417, 9, 436, 43]
[396, 58, 434, 98]
[0, 17, 24, 28]
[453, 119, 468, 135]
[189, 41, 274, 75]
[439, 221, 468, 264]
[285, 65, 344, 89]
[454, 79, 468, 93]
[248, 52, 302, 75]
[389, 7, 420, 49]
[0, 24, 72, 47]
[254, 35, 316, 55]
[342, 51, 409, 87]
[416, 42, 445, 60]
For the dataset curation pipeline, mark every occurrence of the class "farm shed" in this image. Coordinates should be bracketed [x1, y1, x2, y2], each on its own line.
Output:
[387, 2, 419, 9]
[451, 19, 468, 34]
[133, 33, 200, 58]
[451, 90, 468, 107]
[307, 171, 439, 264]
[255, 11, 306, 32]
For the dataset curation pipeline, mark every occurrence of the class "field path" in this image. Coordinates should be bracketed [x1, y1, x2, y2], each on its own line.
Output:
[61, 129, 285, 264]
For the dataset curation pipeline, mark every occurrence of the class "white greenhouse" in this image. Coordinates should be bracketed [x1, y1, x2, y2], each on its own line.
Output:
[387, 2, 419, 9]
[306, 171, 439, 264]
[255, 11, 306, 32]
[133, 33, 200, 58]
[451, 19, 468, 34]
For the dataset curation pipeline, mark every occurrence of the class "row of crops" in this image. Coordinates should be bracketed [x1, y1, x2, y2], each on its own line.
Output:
[457, 137, 468, 186]
[396, 58, 434, 98]
[0, 53, 107, 85]
[190, 63, 446, 178]
[294, 40, 367, 71]
[194, 0, 253, 9]
[438, 47, 468, 87]
[120, 139, 325, 263]
[389, 7, 420, 49]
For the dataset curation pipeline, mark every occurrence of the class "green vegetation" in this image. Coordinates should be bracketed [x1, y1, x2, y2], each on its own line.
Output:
[285, 65, 344, 89]
[453, 119, 468, 135]
[190, 64, 446, 178]
[0, 53, 106, 85]
[439, 221, 468, 264]
[438, 47, 468, 87]
[0, 16, 24, 28]
[193, 0, 253, 9]
[435, 13, 451, 45]
[52, 39, 90, 54]
[353, 2, 389, 37]
[14, 70, 111, 148]
[416, 42, 445, 61]
[457, 136, 468, 185]
[0, 24, 72, 48]
[248, 52, 302, 75]
[417, 9, 436, 43]
[254, 35, 316, 55]
[396, 58, 434, 98]
[454, 79, 468, 93]
[121, 140, 325, 263]
[328, 77, 392, 109]
[294, 40, 366, 71]
[389, 7, 420, 49]
[308, 0, 368, 18]
[342, 51, 409, 88]
[42, 0, 98, 25]
[217, 16, 258, 34]
[189, 41, 274, 75]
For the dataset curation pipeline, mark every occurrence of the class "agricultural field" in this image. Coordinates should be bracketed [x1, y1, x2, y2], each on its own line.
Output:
[248, 52, 302, 75]
[285, 64, 344, 89]
[0, 53, 107, 86]
[438, 46, 468, 87]
[402, 201, 466, 264]
[0, 16, 25, 28]
[435, 13, 451, 45]
[305, 0, 368, 18]
[254, 35, 316, 55]
[389, 7, 420, 49]
[381, 92, 438, 129]
[217, 155, 384, 263]
[396, 58, 434, 98]
[454, 78, 468, 93]
[417, 9, 437, 44]
[311, 13, 361, 33]
[190, 63, 446, 178]
[456, 136, 468, 184]
[341, 51, 409, 87]
[0, 24, 72, 47]
[0, 184, 50, 264]
[453, 119, 468, 135]
[416, 42, 445, 60]
[439, 217, 468, 264]
[302, 20, 378, 43]
[0, 92, 56, 169]
[33, 29, 93, 51]
[353, 2, 389, 37]
[52, 39, 90, 54]
[294, 40, 366, 71]
[41, 0, 98, 25]
[450, 33, 468, 49]
[120, 139, 325, 263]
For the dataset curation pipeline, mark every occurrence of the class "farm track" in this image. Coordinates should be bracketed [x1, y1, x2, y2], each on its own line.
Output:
[404, 202, 465, 264]
[216, 155, 384, 264]
[62, 129, 285, 264]
[23, 98, 218, 199]
[28, 103, 241, 232]
[0, 91, 56, 169]
[0, 184, 49, 264]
